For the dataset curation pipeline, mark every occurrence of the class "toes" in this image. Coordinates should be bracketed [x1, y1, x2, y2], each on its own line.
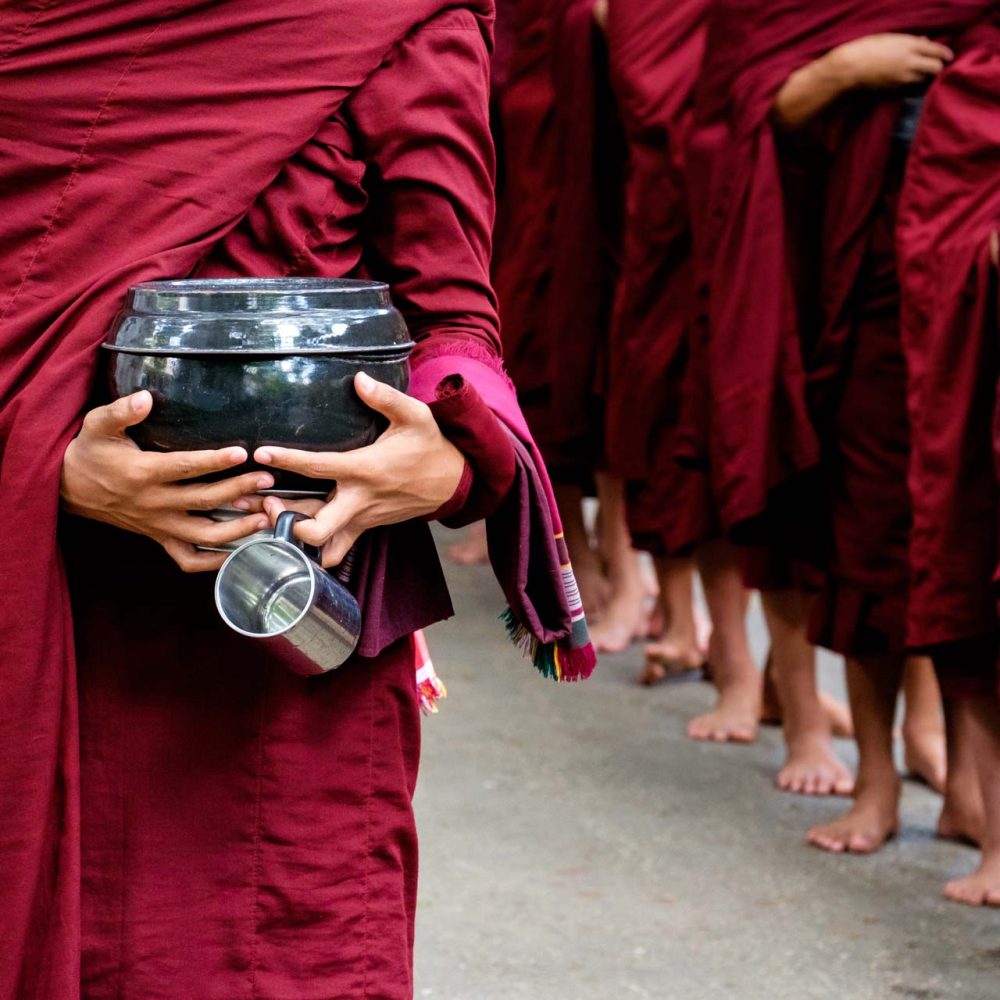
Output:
[834, 776, 855, 796]
[944, 878, 981, 906]
[807, 829, 845, 853]
[846, 833, 874, 853]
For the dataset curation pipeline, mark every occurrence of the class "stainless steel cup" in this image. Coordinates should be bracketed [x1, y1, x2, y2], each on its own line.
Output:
[214, 511, 361, 675]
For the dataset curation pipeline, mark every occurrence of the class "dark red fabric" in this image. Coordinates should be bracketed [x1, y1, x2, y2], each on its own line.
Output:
[898, 20, 1000, 656]
[604, 0, 714, 555]
[66, 524, 422, 998]
[494, 0, 623, 484]
[429, 374, 519, 526]
[809, 164, 911, 656]
[543, 0, 624, 472]
[683, 0, 990, 541]
[493, 0, 559, 419]
[0, 4, 502, 996]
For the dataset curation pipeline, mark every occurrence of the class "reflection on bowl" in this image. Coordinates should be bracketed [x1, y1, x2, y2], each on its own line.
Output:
[104, 278, 414, 493]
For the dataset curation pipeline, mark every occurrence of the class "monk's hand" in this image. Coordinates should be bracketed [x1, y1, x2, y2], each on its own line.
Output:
[592, 0, 608, 33]
[827, 34, 954, 90]
[774, 33, 953, 129]
[252, 372, 465, 568]
[60, 391, 274, 572]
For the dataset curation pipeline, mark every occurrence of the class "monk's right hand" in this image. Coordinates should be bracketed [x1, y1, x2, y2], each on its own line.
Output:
[60, 390, 273, 572]
[827, 34, 954, 90]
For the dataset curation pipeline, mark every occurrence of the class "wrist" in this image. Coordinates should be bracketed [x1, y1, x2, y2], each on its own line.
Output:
[821, 44, 862, 92]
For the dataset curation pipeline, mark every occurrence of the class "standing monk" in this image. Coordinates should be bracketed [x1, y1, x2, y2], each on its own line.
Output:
[897, 9, 1000, 904]
[687, 0, 988, 826]
[0, 2, 594, 996]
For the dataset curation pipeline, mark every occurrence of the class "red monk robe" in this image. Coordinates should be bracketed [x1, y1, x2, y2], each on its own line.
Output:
[494, 0, 623, 483]
[0, 3, 593, 997]
[898, 15, 1000, 685]
[686, 0, 991, 654]
[604, 0, 711, 557]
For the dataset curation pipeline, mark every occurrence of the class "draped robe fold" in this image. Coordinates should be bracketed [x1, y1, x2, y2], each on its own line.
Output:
[494, 0, 623, 483]
[686, 0, 991, 653]
[0, 3, 583, 996]
[897, 16, 1000, 692]
[604, 0, 711, 556]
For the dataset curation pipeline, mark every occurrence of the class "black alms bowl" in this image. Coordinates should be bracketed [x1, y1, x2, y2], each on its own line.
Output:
[103, 278, 414, 494]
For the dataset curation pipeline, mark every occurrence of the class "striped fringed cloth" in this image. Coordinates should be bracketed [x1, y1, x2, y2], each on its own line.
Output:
[411, 345, 597, 683]
[488, 429, 596, 682]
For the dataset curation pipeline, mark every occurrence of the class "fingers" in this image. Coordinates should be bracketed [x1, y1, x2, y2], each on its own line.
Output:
[255, 444, 356, 481]
[262, 493, 360, 558]
[320, 528, 361, 569]
[161, 538, 229, 574]
[910, 55, 947, 77]
[293, 493, 363, 549]
[261, 495, 357, 568]
[166, 470, 275, 511]
[81, 391, 152, 438]
[145, 445, 250, 483]
[262, 496, 326, 522]
[162, 511, 271, 547]
[913, 37, 954, 62]
[354, 371, 429, 426]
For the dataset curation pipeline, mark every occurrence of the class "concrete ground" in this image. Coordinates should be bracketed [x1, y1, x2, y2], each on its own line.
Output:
[413, 541, 1000, 1000]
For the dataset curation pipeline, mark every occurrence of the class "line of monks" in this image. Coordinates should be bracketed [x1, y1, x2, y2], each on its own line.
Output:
[463, 0, 1000, 907]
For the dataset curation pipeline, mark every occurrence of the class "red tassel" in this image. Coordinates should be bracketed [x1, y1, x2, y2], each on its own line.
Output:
[557, 641, 597, 681]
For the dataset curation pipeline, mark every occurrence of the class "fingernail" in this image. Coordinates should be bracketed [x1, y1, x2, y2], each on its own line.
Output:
[356, 372, 374, 389]
[232, 499, 250, 511]
[256, 475, 273, 490]
[255, 517, 270, 530]
[131, 392, 149, 412]
[256, 449, 273, 464]
[228, 448, 246, 463]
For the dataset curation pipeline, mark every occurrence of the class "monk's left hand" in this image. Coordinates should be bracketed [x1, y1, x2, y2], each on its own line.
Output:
[249, 372, 465, 568]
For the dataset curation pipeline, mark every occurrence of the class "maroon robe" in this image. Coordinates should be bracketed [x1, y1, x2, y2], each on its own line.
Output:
[0, 3, 543, 996]
[495, 0, 623, 483]
[604, 0, 712, 556]
[686, 0, 990, 652]
[683, 0, 990, 540]
[897, 15, 1000, 691]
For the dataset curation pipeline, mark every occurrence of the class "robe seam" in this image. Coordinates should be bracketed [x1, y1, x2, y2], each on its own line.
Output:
[0, 0, 57, 63]
[248, 678, 269, 999]
[0, 12, 175, 325]
[361, 660, 377, 999]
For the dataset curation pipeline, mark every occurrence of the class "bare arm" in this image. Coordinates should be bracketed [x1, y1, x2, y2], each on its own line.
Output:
[773, 33, 954, 130]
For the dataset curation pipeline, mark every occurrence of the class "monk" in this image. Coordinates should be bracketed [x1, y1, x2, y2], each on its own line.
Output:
[686, 1, 988, 825]
[494, 0, 650, 647]
[0, 2, 594, 996]
[897, 11, 1000, 904]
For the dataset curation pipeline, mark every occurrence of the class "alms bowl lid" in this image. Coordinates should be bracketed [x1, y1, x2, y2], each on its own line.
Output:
[104, 278, 414, 356]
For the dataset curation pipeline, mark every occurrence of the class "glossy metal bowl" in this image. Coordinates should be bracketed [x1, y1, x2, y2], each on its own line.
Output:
[103, 278, 414, 494]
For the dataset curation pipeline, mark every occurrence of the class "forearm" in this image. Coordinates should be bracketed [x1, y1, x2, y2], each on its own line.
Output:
[772, 50, 856, 130]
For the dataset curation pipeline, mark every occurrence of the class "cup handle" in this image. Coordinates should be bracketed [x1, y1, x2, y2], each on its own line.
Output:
[274, 510, 308, 547]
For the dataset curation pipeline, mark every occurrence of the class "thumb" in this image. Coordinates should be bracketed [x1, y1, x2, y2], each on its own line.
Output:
[82, 390, 152, 438]
[354, 371, 425, 425]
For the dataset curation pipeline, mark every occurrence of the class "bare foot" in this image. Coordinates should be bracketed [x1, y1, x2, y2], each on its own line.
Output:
[644, 598, 666, 640]
[687, 681, 760, 743]
[590, 589, 648, 653]
[446, 523, 489, 565]
[639, 639, 705, 686]
[903, 724, 947, 795]
[937, 776, 985, 847]
[777, 732, 855, 796]
[759, 663, 853, 739]
[576, 563, 612, 624]
[807, 777, 900, 854]
[944, 850, 1000, 907]
[820, 692, 854, 739]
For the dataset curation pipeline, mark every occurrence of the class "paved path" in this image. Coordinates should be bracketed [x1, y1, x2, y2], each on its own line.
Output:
[414, 543, 1000, 1000]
